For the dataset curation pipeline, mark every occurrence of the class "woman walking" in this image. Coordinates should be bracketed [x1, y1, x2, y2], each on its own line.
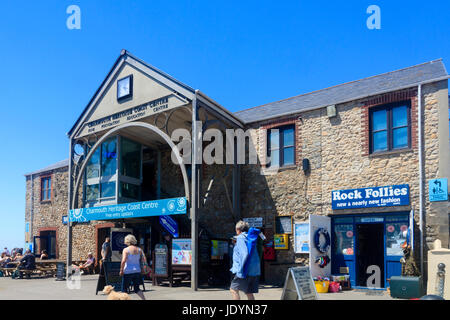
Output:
[230, 221, 261, 300]
[119, 234, 146, 300]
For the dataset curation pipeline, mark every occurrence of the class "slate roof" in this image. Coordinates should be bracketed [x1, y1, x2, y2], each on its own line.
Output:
[24, 159, 69, 176]
[235, 59, 449, 124]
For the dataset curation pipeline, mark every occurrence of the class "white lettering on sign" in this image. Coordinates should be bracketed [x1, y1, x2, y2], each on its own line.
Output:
[333, 186, 408, 200]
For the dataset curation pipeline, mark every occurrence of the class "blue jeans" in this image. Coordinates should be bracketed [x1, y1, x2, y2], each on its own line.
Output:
[122, 272, 143, 293]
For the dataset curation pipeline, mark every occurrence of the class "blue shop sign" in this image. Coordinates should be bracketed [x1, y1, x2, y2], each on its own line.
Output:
[332, 185, 410, 210]
[428, 178, 448, 202]
[69, 197, 187, 223]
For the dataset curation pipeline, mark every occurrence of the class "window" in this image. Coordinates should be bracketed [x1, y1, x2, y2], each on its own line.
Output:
[85, 137, 118, 205]
[267, 125, 295, 167]
[333, 224, 354, 256]
[41, 176, 51, 201]
[370, 101, 411, 153]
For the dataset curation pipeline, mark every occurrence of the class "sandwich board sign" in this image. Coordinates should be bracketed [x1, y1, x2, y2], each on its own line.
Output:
[281, 267, 318, 300]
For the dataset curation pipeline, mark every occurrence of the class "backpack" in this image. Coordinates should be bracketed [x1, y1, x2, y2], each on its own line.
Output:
[243, 227, 260, 277]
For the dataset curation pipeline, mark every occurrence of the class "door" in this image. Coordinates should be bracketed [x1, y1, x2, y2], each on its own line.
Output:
[331, 220, 355, 287]
[97, 227, 111, 263]
[110, 228, 133, 261]
[385, 218, 410, 287]
[309, 214, 332, 278]
[356, 223, 384, 288]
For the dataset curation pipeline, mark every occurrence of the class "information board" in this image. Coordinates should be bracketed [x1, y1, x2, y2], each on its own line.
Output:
[211, 240, 229, 260]
[275, 216, 293, 234]
[153, 244, 169, 277]
[243, 217, 263, 228]
[172, 239, 192, 265]
[294, 222, 310, 254]
[281, 267, 318, 300]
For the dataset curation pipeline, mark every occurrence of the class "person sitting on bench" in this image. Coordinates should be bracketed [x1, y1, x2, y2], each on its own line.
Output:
[17, 249, 36, 278]
[79, 253, 95, 275]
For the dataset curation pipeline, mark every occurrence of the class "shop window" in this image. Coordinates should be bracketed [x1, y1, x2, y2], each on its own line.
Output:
[41, 176, 52, 202]
[386, 222, 409, 256]
[121, 137, 141, 179]
[267, 124, 295, 168]
[101, 138, 117, 177]
[333, 224, 354, 256]
[370, 101, 411, 153]
[85, 137, 118, 205]
[120, 182, 140, 200]
[119, 137, 142, 202]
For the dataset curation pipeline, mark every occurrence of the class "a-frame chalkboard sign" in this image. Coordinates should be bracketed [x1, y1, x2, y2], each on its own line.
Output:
[96, 261, 122, 295]
[281, 267, 318, 300]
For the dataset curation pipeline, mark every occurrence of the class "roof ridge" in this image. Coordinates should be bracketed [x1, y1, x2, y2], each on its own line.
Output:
[235, 59, 445, 115]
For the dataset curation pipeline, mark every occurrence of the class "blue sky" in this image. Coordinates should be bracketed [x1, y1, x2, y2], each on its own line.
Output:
[0, 1, 448, 250]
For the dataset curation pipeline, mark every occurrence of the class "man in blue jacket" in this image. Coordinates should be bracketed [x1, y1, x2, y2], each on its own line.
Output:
[230, 221, 261, 300]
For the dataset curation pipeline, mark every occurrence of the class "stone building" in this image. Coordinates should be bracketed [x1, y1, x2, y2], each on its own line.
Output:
[25, 52, 450, 289]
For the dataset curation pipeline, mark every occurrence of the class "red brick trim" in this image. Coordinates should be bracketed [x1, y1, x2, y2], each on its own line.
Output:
[37, 227, 58, 259]
[361, 88, 418, 156]
[95, 223, 115, 264]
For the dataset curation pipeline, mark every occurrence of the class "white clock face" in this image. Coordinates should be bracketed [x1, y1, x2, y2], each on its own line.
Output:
[117, 76, 131, 99]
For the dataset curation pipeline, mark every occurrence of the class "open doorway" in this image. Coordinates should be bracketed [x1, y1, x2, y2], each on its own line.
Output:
[96, 227, 111, 264]
[356, 224, 384, 288]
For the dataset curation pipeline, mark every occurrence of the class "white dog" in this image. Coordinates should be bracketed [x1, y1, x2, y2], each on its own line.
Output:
[102, 285, 131, 300]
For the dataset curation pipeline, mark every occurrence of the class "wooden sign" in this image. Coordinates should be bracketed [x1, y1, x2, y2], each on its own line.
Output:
[275, 216, 293, 234]
[153, 244, 169, 277]
[281, 267, 318, 300]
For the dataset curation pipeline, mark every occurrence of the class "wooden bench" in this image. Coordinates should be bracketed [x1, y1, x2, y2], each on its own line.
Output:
[0, 267, 17, 277]
[36, 266, 57, 277]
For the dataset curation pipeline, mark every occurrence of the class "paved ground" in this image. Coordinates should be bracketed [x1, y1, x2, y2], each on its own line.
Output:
[0, 275, 397, 300]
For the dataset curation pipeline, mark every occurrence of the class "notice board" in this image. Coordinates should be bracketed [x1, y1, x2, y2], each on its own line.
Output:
[281, 267, 318, 300]
[275, 216, 293, 234]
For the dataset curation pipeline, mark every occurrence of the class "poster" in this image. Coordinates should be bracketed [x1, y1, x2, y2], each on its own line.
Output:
[172, 238, 192, 265]
[294, 222, 310, 253]
[211, 240, 228, 260]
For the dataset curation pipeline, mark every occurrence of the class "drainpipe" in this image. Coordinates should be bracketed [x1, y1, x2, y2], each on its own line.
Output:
[30, 174, 34, 252]
[418, 83, 424, 277]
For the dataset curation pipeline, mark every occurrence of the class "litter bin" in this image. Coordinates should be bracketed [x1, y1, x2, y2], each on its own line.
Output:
[389, 276, 424, 299]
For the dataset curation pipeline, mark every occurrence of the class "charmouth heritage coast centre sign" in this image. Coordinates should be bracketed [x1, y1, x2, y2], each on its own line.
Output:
[332, 185, 410, 210]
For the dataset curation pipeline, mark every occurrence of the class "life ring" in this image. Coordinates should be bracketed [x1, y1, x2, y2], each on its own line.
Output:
[314, 228, 331, 253]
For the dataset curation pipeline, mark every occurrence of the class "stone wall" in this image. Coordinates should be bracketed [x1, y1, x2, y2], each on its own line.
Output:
[242, 81, 449, 285]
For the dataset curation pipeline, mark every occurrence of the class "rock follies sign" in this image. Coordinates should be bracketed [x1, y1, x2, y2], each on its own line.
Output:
[332, 184, 410, 210]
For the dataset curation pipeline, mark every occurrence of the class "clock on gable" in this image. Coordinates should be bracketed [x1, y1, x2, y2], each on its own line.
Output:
[117, 75, 133, 101]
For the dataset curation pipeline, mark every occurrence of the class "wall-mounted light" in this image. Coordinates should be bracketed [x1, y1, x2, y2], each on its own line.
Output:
[302, 158, 310, 174]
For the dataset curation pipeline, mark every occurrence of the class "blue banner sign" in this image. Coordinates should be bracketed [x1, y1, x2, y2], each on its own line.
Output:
[159, 215, 179, 238]
[69, 197, 187, 223]
[428, 178, 448, 202]
[332, 185, 409, 210]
